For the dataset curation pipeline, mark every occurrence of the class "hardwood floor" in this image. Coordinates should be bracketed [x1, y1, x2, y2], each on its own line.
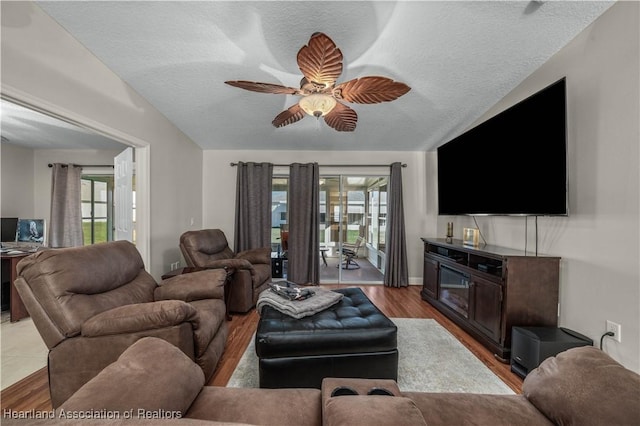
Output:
[0, 285, 522, 412]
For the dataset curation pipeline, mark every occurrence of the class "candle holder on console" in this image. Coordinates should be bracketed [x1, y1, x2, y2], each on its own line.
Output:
[445, 222, 453, 244]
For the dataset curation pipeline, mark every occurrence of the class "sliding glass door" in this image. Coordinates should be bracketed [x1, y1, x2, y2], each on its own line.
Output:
[271, 177, 288, 255]
[366, 179, 387, 271]
[271, 173, 388, 283]
[319, 175, 387, 284]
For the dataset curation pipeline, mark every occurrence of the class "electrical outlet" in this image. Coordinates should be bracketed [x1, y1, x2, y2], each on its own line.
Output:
[606, 320, 622, 343]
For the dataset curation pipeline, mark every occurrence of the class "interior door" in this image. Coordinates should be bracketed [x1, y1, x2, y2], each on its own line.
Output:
[114, 147, 134, 242]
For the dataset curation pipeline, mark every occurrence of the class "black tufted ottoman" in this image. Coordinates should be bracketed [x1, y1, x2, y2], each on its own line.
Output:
[255, 287, 398, 388]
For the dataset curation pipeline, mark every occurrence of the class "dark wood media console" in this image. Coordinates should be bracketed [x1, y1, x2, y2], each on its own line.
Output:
[420, 238, 560, 362]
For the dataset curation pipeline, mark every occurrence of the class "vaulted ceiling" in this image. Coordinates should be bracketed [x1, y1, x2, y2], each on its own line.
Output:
[2, 1, 614, 151]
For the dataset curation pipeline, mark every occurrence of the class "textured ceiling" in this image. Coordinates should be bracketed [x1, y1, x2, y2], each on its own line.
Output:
[0, 99, 127, 150]
[5, 1, 614, 152]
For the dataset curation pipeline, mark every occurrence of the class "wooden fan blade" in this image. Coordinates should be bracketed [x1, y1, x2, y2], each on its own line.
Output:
[324, 102, 357, 132]
[334, 77, 411, 104]
[272, 103, 306, 128]
[225, 80, 300, 95]
[297, 32, 343, 88]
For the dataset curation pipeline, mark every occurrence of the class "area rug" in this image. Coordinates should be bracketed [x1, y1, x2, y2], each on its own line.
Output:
[227, 318, 514, 394]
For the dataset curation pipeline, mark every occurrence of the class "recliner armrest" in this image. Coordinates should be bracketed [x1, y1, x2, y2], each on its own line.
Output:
[201, 258, 253, 270]
[156, 269, 226, 301]
[81, 300, 198, 337]
[235, 247, 271, 264]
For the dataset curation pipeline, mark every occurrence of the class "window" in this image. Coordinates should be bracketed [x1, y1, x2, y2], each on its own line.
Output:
[81, 176, 114, 245]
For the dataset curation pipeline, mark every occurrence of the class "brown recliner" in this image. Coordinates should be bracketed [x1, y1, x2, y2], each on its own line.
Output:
[14, 240, 229, 408]
[179, 229, 272, 313]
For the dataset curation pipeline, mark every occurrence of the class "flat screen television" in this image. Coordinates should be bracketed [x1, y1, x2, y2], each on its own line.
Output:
[437, 78, 568, 216]
[16, 219, 46, 245]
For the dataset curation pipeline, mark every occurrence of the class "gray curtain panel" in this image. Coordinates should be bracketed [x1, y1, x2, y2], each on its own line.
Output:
[384, 162, 409, 287]
[234, 161, 273, 252]
[49, 163, 84, 248]
[288, 162, 320, 285]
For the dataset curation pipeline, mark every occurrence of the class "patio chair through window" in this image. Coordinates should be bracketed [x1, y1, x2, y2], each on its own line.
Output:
[339, 235, 364, 270]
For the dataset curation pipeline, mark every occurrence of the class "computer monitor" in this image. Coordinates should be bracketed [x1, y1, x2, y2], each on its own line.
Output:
[1, 218, 18, 243]
[16, 219, 46, 245]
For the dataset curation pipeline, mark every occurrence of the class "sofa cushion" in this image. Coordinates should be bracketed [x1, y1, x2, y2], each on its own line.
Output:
[58, 337, 205, 416]
[81, 300, 198, 337]
[186, 387, 321, 426]
[324, 395, 426, 426]
[405, 392, 552, 426]
[523, 346, 640, 426]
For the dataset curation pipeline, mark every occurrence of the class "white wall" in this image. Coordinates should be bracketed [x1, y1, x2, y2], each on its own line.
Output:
[1, 143, 35, 217]
[202, 150, 429, 283]
[1, 1, 203, 279]
[436, 2, 639, 371]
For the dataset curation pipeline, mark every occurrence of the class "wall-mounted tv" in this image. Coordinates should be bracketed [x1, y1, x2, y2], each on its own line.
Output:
[437, 78, 568, 216]
[16, 219, 46, 245]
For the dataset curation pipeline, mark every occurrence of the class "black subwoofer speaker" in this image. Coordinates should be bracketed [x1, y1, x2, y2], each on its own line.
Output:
[511, 326, 593, 378]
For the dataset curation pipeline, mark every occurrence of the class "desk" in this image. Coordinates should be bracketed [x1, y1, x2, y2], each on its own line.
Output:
[1, 252, 31, 322]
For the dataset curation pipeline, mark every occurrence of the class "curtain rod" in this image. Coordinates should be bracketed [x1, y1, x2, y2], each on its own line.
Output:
[230, 162, 407, 168]
[48, 163, 114, 168]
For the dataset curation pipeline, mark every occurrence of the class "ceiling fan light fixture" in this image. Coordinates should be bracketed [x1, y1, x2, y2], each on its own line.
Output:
[225, 32, 410, 131]
[299, 93, 336, 118]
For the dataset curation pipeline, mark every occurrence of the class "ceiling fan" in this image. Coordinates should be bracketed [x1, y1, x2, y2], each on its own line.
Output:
[225, 32, 411, 132]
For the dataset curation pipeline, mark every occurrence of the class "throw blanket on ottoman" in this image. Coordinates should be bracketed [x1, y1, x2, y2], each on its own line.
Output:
[257, 284, 343, 319]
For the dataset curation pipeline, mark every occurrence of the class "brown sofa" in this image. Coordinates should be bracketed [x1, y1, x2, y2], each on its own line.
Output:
[179, 229, 272, 313]
[7, 337, 637, 426]
[14, 240, 229, 408]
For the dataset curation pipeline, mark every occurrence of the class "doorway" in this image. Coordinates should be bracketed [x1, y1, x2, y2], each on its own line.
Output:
[319, 175, 387, 284]
[0, 96, 149, 265]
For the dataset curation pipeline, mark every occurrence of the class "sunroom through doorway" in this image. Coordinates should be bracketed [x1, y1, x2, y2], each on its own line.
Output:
[271, 173, 388, 284]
